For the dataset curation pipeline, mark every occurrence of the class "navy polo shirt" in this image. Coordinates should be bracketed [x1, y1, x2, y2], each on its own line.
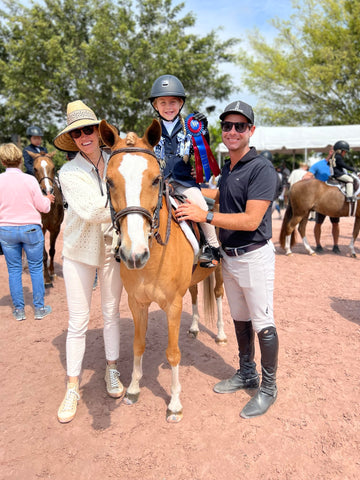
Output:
[218, 147, 277, 248]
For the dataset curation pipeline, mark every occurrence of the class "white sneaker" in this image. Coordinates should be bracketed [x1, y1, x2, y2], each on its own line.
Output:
[57, 382, 80, 423]
[105, 364, 124, 398]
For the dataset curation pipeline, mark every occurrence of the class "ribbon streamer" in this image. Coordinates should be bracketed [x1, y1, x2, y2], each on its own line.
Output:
[185, 114, 220, 183]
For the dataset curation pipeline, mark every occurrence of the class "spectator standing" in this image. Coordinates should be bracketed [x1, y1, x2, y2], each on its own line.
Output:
[175, 100, 279, 419]
[53, 100, 123, 423]
[288, 162, 308, 188]
[0, 143, 53, 320]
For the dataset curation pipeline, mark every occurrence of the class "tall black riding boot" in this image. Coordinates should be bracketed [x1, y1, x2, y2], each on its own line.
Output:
[214, 320, 260, 393]
[240, 326, 279, 418]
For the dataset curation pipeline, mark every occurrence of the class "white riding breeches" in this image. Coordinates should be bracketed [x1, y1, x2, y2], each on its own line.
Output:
[173, 183, 219, 248]
[221, 241, 276, 333]
[336, 174, 354, 197]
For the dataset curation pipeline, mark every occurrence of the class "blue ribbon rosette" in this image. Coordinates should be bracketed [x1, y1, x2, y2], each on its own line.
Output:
[185, 113, 220, 183]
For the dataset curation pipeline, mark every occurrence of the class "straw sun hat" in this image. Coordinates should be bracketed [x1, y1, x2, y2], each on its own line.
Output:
[53, 100, 101, 152]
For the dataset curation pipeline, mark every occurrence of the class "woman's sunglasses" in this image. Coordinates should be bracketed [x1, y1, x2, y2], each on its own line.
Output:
[70, 125, 96, 139]
[221, 121, 252, 133]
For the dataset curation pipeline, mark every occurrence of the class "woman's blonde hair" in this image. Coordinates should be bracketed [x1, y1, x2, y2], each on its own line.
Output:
[0, 143, 23, 168]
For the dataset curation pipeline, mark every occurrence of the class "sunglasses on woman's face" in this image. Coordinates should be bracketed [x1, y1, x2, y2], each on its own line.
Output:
[221, 121, 252, 133]
[70, 125, 95, 139]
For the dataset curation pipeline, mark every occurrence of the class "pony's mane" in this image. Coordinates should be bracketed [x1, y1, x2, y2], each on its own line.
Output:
[125, 132, 138, 146]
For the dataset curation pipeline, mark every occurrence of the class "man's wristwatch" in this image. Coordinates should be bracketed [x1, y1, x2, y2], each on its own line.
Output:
[206, 212, 214, 224]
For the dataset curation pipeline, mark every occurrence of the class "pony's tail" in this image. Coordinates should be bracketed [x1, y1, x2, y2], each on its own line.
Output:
[279, 203, 296, 248]
[202, 272, 216, 326]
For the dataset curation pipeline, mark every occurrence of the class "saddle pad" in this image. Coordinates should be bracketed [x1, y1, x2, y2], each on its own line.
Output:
[169, 196, 200, 259]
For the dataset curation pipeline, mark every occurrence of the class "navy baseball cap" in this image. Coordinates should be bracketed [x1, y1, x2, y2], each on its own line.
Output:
[219, 101, 254, 124]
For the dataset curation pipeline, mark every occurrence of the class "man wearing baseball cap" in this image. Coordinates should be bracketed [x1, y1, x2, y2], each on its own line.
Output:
[176, 100, 279, 419]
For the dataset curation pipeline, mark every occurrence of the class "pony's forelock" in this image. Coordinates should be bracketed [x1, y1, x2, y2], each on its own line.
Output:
[125, 132, 138, 146]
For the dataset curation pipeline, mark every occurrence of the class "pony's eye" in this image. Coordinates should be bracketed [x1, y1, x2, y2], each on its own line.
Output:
[152, 176, 160, 187]
[106, 178, 114, 188]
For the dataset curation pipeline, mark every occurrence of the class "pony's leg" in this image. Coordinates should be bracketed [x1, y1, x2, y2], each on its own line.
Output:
[214, 266, 227, 344]
[349, 216, 360, 258]
[187, 284, 200, 338]
[165, 298, 183, 423]
[42, 244, 53, 288]
[48, 228, 60, 278]
[298, 216, 316, 255]
[284, 235, 293, 255]
[215, 295, 227, 344]
[124, 300, 149, 405]
[284, 214, 307, 255]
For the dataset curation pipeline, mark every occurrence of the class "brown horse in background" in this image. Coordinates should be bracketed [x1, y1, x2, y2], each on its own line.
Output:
[100, 118, 219, 423]
[279, 177, 360, 257]
[29, 151, 64, 287]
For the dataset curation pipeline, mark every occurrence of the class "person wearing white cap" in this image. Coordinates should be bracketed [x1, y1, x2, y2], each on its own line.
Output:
[176, 100, 279, 419]
[53, 100, 123, 423]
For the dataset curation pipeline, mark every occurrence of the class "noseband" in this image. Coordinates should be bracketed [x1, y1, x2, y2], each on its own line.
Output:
[108, 147, 172, 246]
[37, 175, 55, 194]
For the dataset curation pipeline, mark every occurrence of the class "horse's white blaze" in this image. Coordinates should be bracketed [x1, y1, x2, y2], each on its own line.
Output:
[119, 154, 149, 251]
[40, 159, 51, 192]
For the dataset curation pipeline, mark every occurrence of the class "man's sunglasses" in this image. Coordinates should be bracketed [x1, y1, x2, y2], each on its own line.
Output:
[221, 121, 252, 133]
[70, 125, 96, 139]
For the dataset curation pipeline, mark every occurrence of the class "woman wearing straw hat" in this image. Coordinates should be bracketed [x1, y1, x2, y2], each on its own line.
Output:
[54, 100, 123, 423]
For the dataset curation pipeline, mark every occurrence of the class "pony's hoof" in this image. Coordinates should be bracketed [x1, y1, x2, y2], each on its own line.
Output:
[310, 252, 317, 256]
[351, 253, 357, 258]
[285, 252, 293, 256]
[123, 392, 139, 405]
[45, 283, 54, 289]
[187, 329, 199, 339]
[215, 337, 228, 345]
[166, 408, 183, 423]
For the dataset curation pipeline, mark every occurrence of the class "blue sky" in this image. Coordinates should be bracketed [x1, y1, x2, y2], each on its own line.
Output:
[177, 0, 295, 117]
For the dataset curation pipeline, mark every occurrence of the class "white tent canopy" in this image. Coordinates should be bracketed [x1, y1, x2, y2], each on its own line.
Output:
[216, 124, 360, 163]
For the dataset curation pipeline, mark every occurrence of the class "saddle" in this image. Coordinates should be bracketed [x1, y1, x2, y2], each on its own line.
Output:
[168, 189, 207, 258]
[326, 173, 360, 200]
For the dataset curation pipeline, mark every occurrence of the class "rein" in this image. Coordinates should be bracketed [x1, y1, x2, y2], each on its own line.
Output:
[107, 147, 172, 246]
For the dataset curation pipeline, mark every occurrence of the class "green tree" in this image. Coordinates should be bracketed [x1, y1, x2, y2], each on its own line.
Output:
[237, 0, 360, 126]
[0, 0, 238, 145]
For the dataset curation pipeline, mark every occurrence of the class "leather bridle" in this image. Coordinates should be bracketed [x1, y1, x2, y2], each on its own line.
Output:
[107, 147, 172, 246]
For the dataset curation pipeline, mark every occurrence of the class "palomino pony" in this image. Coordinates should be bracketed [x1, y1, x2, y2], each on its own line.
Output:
[29, 151, 64, 287]
[279, 177, 360, 257]
[100, 118, 219, 422]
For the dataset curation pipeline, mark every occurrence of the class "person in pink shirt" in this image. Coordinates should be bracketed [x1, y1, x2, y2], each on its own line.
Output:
[0, 143, 54, 321]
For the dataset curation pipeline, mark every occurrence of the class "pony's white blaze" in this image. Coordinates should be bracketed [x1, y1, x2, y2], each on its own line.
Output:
[118, 154, 149, 249]
[40, 159, 52, 192]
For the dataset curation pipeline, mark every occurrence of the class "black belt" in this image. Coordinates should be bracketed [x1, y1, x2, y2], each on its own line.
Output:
[223, 240, 268, 257]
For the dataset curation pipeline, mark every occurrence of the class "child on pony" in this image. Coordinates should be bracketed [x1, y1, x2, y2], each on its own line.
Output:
[149, 74, 221, 268]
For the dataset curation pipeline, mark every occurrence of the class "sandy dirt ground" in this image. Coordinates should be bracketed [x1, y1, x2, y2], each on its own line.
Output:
[0, 211, 359, 480]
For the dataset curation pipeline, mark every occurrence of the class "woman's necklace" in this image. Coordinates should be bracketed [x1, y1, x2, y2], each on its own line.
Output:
[81, 150, 104, 196]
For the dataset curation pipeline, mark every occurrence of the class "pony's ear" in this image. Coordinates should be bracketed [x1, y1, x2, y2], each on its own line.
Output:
[99, 120, 119, 147]
[27, 151, 38, 159]
[144, 119, 161, 148]
[48, 151, 57, 159]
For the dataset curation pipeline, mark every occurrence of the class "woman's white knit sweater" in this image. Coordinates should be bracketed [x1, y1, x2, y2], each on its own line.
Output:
[59, 151, 112, 267]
